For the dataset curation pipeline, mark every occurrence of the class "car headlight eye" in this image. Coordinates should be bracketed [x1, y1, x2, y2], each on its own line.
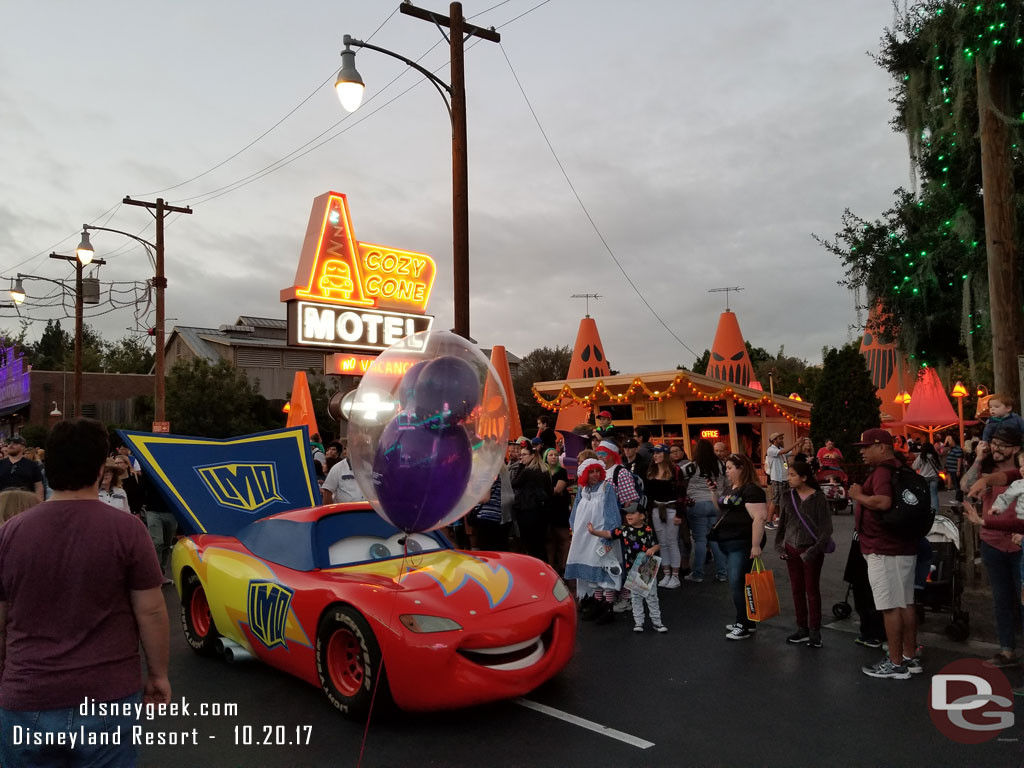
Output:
[399, 614, 463, 633]
[552, 578, 570, 602]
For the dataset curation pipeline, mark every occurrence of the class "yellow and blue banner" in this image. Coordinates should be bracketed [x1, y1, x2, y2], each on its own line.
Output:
[118, 426, 322, 536]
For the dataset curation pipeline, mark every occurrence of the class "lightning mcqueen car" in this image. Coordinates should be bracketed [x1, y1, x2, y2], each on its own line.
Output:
[172, 502, 577, 717]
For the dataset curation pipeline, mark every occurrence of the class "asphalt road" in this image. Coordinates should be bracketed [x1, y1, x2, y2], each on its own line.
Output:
[139, 517, 1021, 768]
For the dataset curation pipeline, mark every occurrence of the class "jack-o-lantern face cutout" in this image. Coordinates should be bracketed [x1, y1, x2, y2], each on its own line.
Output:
[567, 319, 612, 382]
[859, 331, 896, 390]
[707, 311, 757, 388]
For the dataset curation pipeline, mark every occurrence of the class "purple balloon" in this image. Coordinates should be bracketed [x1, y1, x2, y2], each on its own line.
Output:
[372, 417, 472, 532]
[412, 355, 481, 424]
[398, 359, 430, 411]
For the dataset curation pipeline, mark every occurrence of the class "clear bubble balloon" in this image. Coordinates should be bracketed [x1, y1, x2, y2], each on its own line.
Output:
[348, 331, 510, 532]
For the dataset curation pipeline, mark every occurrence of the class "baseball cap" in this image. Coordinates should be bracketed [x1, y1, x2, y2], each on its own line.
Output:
[852, 428, 894, 447]
[769, 432, 784, 441]
[652, 444, 670, 454]
[7, 435, 25, 445]
[622, 438, 639, 448]
[991, 425, 1022, 447]
[598, 410, 612, 419]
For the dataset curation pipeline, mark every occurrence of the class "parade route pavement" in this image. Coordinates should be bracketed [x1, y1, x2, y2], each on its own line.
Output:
[140, 516, 1021, 767]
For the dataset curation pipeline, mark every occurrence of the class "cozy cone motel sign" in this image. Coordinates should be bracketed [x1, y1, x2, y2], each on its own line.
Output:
[281, 192, 435, 369]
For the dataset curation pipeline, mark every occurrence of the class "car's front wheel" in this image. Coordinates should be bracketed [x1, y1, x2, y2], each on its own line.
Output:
[315, 605, 389, 718]
[181, 570, 220, 656]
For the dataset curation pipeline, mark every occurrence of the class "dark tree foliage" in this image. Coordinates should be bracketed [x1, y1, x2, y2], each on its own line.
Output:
[512, 345, 572, 436]
[166, 359, 280, 438]
[816, 0, 1024, 370]
[104, 335, 155, 374]
[809, 343, 881, 463]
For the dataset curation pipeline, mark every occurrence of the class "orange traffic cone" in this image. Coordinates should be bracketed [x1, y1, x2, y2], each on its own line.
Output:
[286, 371, 320, 439]
[489, 345, 521, 441]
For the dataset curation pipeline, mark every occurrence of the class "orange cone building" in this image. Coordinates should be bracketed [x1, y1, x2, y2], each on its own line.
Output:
[706, 311, 760, 389]
[859, 304, 913, 421]
[488, 345, 522, 441]
[286, 371, 320, 438]
[555, 317, 612, 433]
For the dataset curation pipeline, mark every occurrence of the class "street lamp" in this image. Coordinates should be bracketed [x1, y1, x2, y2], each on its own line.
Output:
[951, 380, 968, 447]
[18, 255, 106, 417]
[893, 390, 911, 436]
[79, 224, 169, 425]
[336, 2, 500, 340]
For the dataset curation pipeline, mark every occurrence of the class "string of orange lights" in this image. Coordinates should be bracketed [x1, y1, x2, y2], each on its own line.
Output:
[531, 373, 812, 427]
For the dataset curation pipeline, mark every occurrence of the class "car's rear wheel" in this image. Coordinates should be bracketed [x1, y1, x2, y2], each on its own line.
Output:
[181, 570, 219, 656]
[315, 605, 389, 718]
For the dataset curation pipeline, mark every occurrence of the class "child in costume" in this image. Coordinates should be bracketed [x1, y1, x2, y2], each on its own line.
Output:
[588, 507, 666, 633]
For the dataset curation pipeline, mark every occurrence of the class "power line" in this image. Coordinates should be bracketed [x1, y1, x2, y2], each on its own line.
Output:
[497, 41, 700, 360]
[131, 6, 402, 199]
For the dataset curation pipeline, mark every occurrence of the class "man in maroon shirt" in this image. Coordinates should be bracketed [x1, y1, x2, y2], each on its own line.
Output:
[0, 418, 170, 767]
[848, 428, 920, 680]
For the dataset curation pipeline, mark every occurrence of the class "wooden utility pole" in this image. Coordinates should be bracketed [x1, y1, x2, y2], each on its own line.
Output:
[400, 2, 499, 340]
[122, 196, 193, 424]
[977, 57, 1024, 404]
[50, 252, 105, 417]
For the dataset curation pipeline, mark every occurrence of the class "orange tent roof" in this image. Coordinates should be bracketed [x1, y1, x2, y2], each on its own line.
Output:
[707, 311, 760, 389]
[900, 367, 958, 426]
[859, 303, 913, 419]
[555, 317, 611, 433]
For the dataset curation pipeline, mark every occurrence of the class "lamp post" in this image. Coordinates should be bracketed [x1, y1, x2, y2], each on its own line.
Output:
[335, 2, 500, 340]
[893, 390, 911, 437]
[951, 380, 968, 448]
[77, 224, 170, 426]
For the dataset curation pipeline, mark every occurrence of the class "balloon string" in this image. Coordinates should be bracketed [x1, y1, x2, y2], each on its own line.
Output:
[356, 539, 409, 768]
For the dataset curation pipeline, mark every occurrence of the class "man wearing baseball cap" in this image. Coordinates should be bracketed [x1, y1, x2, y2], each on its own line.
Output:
[764, 431, 800, 530]
[848, 428, 920, 680]
[0, 436, 43, 502]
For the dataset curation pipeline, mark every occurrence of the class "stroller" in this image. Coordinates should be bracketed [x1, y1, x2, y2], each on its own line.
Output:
[816, 467, 850, 515]
[918, 514, 970, 641]
[831, 514, 970, 641]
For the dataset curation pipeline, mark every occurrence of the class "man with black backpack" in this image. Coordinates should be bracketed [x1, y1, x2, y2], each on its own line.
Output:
[848, 429, 925, 680]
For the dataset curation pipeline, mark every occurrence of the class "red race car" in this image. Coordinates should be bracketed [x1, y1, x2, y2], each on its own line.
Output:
[172, 502, 577, 717]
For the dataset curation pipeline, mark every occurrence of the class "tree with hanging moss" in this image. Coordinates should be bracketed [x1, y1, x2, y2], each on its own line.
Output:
[809, 343, 881, 463]
[817, 0, 1024, 400]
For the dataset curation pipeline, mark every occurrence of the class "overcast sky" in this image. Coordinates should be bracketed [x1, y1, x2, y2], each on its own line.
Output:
[1, 0, 910, 374]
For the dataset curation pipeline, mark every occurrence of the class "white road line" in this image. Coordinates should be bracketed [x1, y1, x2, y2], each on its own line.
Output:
[514, 698, 655, 750]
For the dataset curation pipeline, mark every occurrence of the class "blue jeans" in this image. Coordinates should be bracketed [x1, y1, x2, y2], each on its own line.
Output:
[687, 501, 727, 579]
[980, 541, 1022, 652]
[718, 538, 756, 629]
[0, 692, 140, 768]
[927, 477, 940, 513]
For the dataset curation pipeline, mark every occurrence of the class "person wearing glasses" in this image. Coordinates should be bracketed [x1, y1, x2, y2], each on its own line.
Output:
[509, 444, 553, 564]
[961, 426, 1023, 668]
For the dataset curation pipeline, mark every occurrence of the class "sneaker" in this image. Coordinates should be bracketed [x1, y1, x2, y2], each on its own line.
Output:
[764, 521, 778, 530]
[162, 577, 173, 586]
[726, 626, 751, 640]
[715, 574, 727, 582]
[657, 574, 672, 588]
[684, 573, 704, 583]
[902, 656, 923, 674]
[612, 598, 631, 613]
[653, 624, 669, 633]
[665, 576, 681, 589]
[983, 652, 1022, 669]
[854, 635, 883, 648]
[862, 658, 911, 679]
[725, 622, 757, 633]
[807, 629, 822, 648]
[787, 629, 810, 644]
[633, 624, 644, 633]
